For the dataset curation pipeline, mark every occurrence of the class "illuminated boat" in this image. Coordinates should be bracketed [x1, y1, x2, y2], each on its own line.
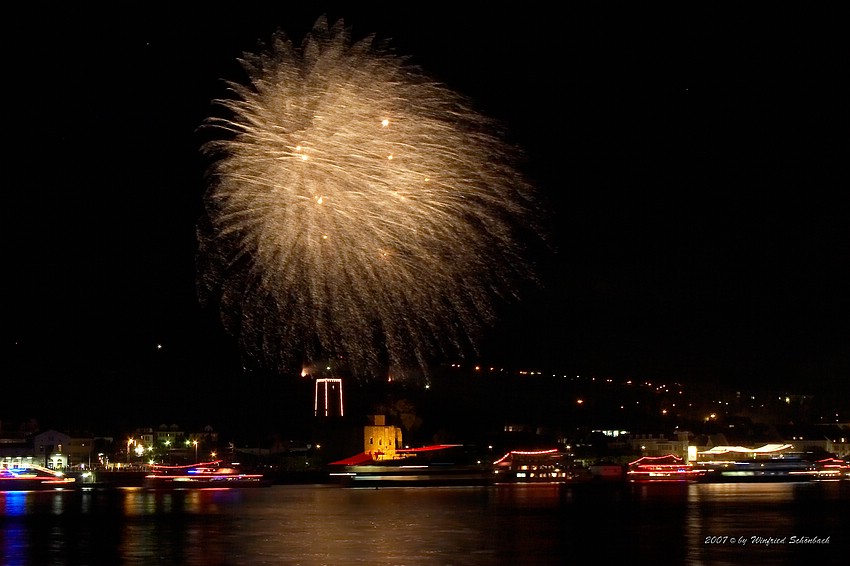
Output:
[0, 463, 76, 491]
[695, 444, 818, 482]
[143, 460, 271, 489]
[329, 445, 493, 487]
[697, 458, 817, 482]
[627, 454, 707, 482]
[492, 448, 574, 482]
[813, 457, 850, 481]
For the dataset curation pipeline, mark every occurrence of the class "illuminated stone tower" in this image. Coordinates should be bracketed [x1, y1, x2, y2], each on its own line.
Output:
[313, 378, 344, 417]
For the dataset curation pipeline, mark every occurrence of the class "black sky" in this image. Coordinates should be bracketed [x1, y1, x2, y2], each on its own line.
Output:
[4, 4, 849, 427]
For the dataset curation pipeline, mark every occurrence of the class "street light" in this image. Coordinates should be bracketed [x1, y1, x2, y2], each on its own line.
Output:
[193, 440, 198, 462]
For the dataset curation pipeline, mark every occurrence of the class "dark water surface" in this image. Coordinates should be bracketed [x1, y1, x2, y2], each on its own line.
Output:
[1, 481, 848, 565]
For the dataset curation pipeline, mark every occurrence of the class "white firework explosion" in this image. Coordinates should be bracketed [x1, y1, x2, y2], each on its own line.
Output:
[197, 17, 545, 381]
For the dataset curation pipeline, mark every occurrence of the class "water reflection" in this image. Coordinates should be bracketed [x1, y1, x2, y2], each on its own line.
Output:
[1, 492, 29, 516]
[0, 483, 847, 565]
[1, 493, 29, 566]
[686, 482, 846, 566]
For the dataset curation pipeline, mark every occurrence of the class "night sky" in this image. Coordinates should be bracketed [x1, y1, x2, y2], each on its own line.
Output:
[4, 5, 848, 429]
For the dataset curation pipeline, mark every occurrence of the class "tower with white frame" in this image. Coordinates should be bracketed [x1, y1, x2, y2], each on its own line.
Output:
[314, 378, 344, 417]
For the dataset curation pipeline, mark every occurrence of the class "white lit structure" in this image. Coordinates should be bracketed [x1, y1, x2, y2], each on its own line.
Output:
[314, 378, 344, 417]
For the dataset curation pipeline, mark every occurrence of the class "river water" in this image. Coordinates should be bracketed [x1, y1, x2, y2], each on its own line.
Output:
[1, 481, 848, 565]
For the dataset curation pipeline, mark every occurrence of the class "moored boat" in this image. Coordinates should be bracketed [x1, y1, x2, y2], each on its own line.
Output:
[492, 448, 574, 483]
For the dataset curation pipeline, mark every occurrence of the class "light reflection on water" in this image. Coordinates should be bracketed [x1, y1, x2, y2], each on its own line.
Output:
[685, 482, 848, 566]
[1, 482, 847, 565]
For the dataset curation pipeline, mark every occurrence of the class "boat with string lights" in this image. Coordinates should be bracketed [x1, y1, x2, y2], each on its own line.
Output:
[1, 463, 76, 491]
[627, 454, 707, 482]
[813, 457, 850, 481]
[492, 448, 575, 482]
[143, 461, 272, 489]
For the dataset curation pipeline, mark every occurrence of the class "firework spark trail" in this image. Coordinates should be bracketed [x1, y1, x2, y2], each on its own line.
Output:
[197, 17, 545, 380]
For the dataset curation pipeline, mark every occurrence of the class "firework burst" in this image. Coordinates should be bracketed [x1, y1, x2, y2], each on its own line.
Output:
[197, 17, 545, 380]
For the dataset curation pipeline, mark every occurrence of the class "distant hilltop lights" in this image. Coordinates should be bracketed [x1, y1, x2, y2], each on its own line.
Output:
[445, 365, 687, 387]
[432, 366, 850, 422]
